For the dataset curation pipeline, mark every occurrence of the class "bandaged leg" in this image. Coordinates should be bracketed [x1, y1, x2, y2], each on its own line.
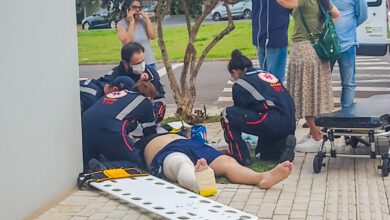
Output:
[195, 158, 217, 196]
[162, 153, 217, 196]
[163, 152, 198, 193]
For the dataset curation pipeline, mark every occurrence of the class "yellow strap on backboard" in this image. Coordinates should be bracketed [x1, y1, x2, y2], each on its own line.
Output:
[103, 168, 131, 179]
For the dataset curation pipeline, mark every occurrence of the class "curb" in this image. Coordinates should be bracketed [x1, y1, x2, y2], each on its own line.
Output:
[78, 57, 258, 66]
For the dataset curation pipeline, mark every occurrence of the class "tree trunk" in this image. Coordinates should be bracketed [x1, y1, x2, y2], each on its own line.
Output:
[156, 0, 235, 121]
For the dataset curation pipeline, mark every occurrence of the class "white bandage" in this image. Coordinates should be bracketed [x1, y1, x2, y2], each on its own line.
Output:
[162, 152, 198, 193]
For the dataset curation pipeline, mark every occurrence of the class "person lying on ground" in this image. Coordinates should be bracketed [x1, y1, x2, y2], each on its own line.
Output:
[133, 133, 293, 193]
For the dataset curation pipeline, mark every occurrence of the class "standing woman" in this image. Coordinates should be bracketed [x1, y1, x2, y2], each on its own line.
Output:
[117, 0, 157, 70]
[277, 0, 339, 152]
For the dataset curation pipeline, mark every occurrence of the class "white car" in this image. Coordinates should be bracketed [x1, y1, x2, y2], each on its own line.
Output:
[211, 0, 252, 21]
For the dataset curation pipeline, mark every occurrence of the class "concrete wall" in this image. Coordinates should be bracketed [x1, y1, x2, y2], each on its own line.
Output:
[0, 1, 82, 219]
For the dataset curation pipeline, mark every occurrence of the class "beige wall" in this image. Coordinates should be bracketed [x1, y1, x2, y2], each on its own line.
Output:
[0, 1, 83, 219]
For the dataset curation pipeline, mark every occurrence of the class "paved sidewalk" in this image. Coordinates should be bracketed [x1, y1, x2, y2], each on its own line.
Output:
[36, 120, 390, 220]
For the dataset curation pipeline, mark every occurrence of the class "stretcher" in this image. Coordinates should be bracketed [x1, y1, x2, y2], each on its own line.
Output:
[313, 94, 390, 176]
[79, 165, 258, 220]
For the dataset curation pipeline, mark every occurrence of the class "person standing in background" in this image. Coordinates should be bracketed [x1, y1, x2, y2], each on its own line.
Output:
[225, 0, 291, 83]
[331, 0, 367, 109]
[117, 0, 157, 70]
[277, 0, 340, 152]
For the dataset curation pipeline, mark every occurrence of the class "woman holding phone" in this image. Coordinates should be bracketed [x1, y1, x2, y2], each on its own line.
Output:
[117, 0, 157, 70]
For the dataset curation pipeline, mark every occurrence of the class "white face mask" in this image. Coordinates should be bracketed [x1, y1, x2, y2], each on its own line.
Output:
[132, 61, 146, 75]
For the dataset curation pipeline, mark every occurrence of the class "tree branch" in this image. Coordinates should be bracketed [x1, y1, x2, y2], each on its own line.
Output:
[189, 0, 219, 42]
[182, 0, 192, 37]
[180, 43, 194, 95]
[191, 2, 235, 82]
[179, 0, 195, 96]
[156, 0, 183, 104]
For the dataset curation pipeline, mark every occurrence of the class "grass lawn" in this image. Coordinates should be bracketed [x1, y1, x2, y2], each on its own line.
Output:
[78, 20, 295, 63]
[217, 151, 277, 184]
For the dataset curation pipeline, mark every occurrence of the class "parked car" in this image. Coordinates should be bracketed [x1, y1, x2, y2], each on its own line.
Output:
[82, 9, 118, 30]
[211, 0, 252, 21]
[143, 5, 156, 19]
[356, 0, 389, 55]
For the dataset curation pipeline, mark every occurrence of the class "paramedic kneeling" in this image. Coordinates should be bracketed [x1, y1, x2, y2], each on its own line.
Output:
[82, 80, 157, 171]
[221, 50, 296, 166]
[80, 76, 135, 113]
[137, 133, 293, 193]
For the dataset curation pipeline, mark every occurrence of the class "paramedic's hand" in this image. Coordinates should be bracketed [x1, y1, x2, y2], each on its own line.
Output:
[140, 72, 149, 81]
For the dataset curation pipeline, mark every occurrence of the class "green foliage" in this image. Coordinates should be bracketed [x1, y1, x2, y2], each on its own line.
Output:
[76, 0, 101, 13]
[101, 0, 122, 21]
[170, 0, 204, 16]
[91, 0, 205, 21]
[78, 21, 259, 63]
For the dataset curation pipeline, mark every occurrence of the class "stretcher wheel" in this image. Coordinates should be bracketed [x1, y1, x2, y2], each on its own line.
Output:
[313, 152, 325, 174]
[381, 158, 390, 177]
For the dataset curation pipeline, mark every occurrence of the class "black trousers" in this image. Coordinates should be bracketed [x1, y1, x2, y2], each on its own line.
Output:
[82, 121, 146, 171]
[221, 106, 295, 163]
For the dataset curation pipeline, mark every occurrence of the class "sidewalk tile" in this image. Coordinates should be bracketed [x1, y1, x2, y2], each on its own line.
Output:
[272, 215, 289, 220]
[34, 122, 390, 220]
[290, 210, 306, 219]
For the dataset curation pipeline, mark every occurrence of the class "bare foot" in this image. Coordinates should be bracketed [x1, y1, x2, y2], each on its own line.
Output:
[286, 161, 293, 174]
[259, 161, 292, 189]
[195, 158, 209, 172]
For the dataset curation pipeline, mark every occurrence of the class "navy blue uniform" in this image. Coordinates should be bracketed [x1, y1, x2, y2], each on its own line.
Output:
[97, 62, 166, 122]
[144, 138, 222, 178]
[82, 90, 156, 171]
[221, 68, 296, 165]
[80, 79, 104, 113]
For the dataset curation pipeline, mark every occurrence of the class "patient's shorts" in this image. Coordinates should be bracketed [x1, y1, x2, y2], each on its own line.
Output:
[150, 139, 222, 177]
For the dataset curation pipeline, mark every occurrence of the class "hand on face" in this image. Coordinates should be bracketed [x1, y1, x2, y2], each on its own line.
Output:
[127, 9, 136, 23]
[137, 10, 148, 18]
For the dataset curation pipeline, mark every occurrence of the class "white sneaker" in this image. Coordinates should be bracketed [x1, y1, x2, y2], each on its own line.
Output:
[295, 137, 323, 153]
[297, 134, 311, 145]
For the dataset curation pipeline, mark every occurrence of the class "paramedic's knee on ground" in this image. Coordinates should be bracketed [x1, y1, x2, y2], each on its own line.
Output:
[163, 152, 198, 192]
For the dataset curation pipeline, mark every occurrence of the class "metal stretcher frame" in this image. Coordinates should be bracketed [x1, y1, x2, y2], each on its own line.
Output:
[313, 94, 390, 176]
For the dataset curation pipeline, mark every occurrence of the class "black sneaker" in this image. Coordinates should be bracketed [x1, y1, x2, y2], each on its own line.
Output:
[279, 135, 296, 163]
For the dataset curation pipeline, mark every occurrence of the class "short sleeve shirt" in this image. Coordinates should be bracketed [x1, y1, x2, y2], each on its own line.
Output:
[117, 18, 156, 65]
[292, 0, 333, 42]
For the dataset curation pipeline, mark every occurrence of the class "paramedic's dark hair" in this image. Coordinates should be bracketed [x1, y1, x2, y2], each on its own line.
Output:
[121, 0, 142, 18]
[134, 80, 157, 99]
[228, 49, 253, 72]
[121, 42, 145, 62]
